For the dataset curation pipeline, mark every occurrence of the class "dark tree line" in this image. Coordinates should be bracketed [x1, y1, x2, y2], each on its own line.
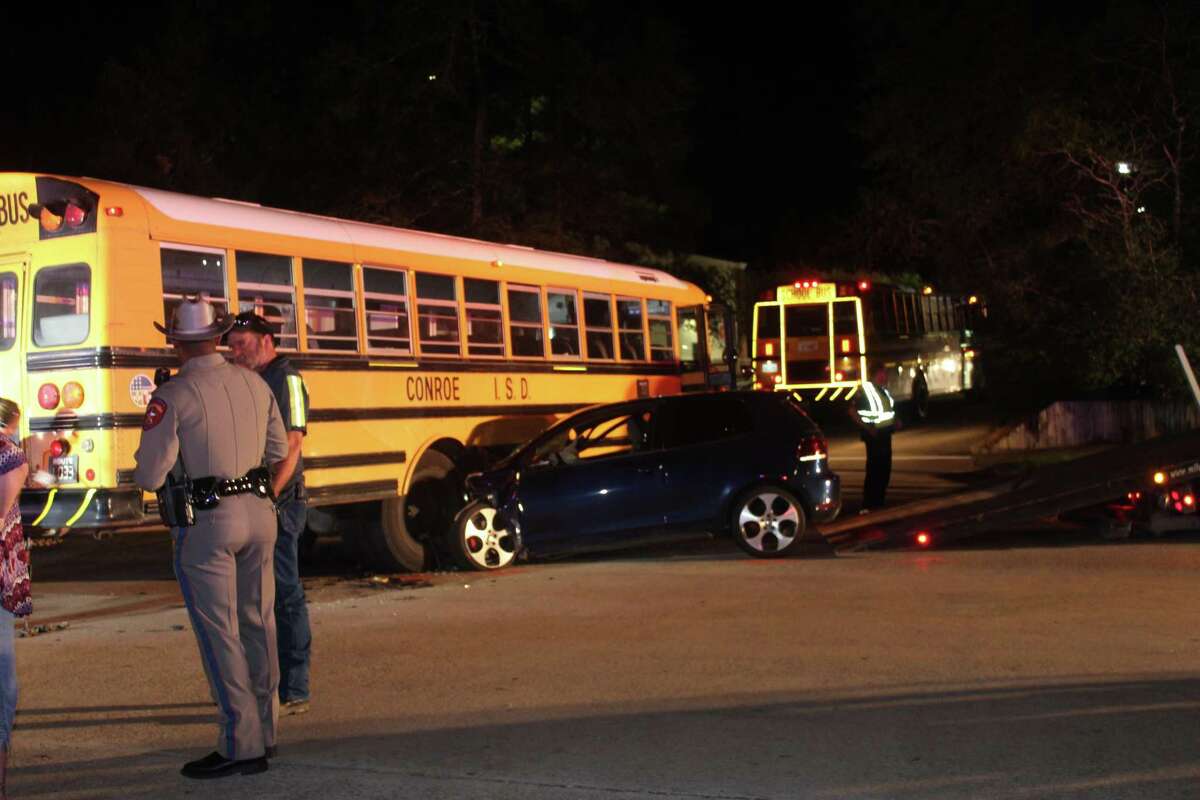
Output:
[842, 1, 1200, 403]
[10, 1, 699, 264]
[8, 1, 1199, 402]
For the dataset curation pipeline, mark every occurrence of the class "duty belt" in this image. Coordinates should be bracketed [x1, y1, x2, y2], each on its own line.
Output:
[189, 467, 273, 510]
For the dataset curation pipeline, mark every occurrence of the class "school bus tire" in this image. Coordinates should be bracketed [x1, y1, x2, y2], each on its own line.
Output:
[364, 451, 459, 573]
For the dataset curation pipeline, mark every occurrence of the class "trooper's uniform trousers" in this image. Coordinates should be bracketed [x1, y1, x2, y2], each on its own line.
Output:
[134, 352, 289, 762]
[174, 493, 279, 760]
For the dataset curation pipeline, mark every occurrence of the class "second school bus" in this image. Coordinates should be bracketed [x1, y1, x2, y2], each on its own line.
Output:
[0, 173, 732, 571]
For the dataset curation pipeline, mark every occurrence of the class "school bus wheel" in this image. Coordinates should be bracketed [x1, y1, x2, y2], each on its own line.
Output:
[356, 451, 458, 572]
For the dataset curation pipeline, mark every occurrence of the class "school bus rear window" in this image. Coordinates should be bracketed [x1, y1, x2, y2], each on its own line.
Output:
[33, 264, 90, 347]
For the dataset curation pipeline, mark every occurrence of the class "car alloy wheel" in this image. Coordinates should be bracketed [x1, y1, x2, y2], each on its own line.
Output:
[451, 501, 519, 571]
[732, 485, 806, 558]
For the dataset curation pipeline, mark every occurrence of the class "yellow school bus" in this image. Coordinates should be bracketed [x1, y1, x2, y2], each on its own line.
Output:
[0, 173, 731, 571]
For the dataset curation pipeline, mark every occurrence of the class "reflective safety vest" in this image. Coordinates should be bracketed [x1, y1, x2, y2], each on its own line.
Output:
[855, 380, 896, 430]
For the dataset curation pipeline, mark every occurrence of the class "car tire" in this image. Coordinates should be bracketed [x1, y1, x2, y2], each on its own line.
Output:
[449, 500, 520, 571]
[730, 484, 807, 558]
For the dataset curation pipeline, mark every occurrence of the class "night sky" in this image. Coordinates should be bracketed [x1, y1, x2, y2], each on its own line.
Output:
[5, 3, 863, 266]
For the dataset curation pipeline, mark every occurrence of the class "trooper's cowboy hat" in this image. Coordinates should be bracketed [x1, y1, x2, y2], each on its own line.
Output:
[154, 295, 235, 342]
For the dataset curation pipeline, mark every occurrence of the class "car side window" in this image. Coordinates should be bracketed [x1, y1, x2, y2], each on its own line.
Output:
[658, 395, 753, 449]
[528, 408, 654, 467]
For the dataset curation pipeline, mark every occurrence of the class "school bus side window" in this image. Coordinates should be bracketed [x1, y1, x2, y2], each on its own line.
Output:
[616, 298, 646, 360]
[647, 299, 673, 361]
[508, 285, 544, 358]
[583, 293, 614, 360]
[415, 272, 460, 356]
[547, 289, 581, 357]
[364, 267, 412, 354]
[33, 264, 90, 347]
[0, 274, 16, 351]
[464, 278, 503, 357]
[302, 259, 357, 352]
[161, 246, 228, 324]
[236, 251, 298, 350]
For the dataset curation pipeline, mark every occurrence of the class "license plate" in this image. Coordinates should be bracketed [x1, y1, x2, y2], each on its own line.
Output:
[51, 456, 78, 484]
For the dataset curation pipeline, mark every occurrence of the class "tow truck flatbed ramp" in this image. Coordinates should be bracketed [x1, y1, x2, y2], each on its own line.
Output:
[817, 429, 1200, 550]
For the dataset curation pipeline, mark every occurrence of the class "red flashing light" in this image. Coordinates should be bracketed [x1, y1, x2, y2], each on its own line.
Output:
[1186, 495, 1195, 507]
[915, 532, 932, 547]
[64, 202, 87, 228]
[1174, 502, 1184, 512]
[105, 206, 123, 217]
[49, 439, 70, 458]
[858, 280, 871, 291]
[1170, 490, 1181, 501]
[38, 383, 60, 410]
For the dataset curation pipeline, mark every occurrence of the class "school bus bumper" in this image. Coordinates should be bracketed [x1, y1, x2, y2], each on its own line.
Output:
[19, 487, 146, 531]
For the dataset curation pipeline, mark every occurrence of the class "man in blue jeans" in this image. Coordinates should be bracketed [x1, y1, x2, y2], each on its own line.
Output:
[227, 312, 312, 715]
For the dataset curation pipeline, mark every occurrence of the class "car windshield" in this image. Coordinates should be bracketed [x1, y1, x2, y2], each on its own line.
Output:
[498, 403, 651, 469]
[492, 405, 602, 470]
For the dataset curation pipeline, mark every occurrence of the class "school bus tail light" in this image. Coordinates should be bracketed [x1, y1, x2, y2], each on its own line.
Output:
[38, 383, 60, 410]
[62, 382, 85, 409]
[38, 205, 64, 233]
[64, 201, 89, 228]
[49, 439, 70, 458]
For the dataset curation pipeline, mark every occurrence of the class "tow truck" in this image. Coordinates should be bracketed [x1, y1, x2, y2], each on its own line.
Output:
[818, 346, 1200, 551]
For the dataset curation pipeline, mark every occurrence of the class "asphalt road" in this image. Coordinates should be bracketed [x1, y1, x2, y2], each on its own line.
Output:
[14, 400, 1200, 799]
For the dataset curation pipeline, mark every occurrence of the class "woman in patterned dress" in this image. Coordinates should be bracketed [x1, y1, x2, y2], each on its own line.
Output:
[0, 398, 30, 800]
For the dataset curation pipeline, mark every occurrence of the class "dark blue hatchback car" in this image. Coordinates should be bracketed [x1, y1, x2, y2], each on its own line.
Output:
[447, 391, 841, 570]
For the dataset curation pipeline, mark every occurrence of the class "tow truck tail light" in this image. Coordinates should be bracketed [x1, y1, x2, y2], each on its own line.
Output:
[38, 383, 60, 410]
[915, 531, 932, 547]
[1153, 471, 1166, 484]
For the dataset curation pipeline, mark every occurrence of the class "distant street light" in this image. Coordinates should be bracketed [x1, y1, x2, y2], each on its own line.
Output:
[1117, 162, 1133, 175]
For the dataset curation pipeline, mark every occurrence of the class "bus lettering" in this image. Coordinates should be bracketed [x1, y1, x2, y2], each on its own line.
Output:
[0, 192, 30, 227]
[405, 375, 461, 402]
[492, 377, 530, 401]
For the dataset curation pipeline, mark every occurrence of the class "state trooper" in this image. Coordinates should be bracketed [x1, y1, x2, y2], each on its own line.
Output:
[850, 365, 898, 513]
[226, 311, 312, 716]
[134, 296, 289, 780]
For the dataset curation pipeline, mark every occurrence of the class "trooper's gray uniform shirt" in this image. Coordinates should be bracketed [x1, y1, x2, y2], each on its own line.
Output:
[134, 353, 288, 761]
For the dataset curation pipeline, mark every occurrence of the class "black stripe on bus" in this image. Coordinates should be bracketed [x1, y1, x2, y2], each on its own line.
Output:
[307, 479, 399, 506]
[305, 451, 407, 470]
[26, 347, 679, 376]
[30, 403, 585, 432]
[27, 349, 177, 371]
[309, 403, 587, 423]
[28, 413, 145, 432]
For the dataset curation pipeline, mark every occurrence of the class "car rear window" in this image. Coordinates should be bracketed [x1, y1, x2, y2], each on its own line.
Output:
[659, 394, 753, 449]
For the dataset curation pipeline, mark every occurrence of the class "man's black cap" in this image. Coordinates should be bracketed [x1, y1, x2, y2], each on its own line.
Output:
[229, 311, 277, 340]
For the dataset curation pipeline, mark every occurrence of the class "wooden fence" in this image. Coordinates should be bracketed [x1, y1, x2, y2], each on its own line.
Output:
[977, 401, 1200, 452]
